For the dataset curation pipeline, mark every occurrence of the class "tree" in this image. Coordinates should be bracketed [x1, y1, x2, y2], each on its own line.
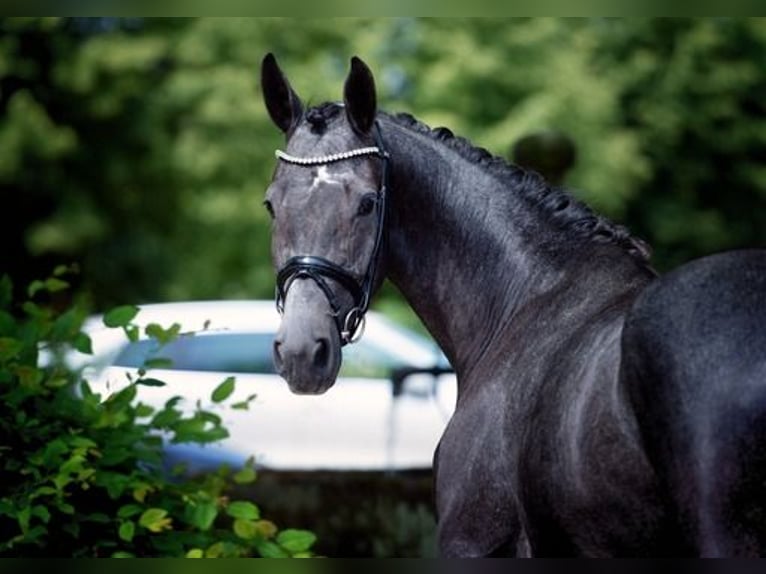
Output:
[3, 18, 764, 315]
[598, 18, 766, 269]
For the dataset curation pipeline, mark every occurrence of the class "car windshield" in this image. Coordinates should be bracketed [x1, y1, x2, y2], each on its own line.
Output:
[112, 331, 432, 379]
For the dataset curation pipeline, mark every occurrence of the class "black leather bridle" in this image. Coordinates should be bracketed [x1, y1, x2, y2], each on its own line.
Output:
[274, 122, 390, 345]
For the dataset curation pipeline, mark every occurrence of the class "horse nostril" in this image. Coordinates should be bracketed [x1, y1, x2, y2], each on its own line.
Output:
[273, 340, 284, 372]
[313, 338, 330, 370]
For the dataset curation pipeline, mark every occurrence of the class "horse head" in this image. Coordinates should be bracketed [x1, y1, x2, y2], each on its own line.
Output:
[261, 53, 388, 395]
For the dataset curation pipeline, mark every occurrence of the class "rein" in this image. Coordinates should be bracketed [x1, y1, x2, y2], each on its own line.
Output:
[274, 122, 390, 345]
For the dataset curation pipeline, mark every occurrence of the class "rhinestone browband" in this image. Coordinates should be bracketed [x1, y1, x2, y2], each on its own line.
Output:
[275, 147, 385, 166]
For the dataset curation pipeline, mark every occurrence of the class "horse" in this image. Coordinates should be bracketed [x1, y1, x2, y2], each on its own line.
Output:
[259, 53, 766, 557]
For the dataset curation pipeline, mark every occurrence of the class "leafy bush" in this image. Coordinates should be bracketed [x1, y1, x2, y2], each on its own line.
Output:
[0, 270, 316, 557]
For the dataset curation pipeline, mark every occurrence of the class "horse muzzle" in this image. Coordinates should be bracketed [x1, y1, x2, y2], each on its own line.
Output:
[272, 280, 342, 395]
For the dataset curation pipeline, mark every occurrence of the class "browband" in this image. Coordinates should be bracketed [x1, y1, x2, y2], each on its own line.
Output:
[275, 147, 386, 166]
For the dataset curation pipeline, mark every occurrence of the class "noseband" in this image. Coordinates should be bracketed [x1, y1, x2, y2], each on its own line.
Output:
[274, 122, 390, 345]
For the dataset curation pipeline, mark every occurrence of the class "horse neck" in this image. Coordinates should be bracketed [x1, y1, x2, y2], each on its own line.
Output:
[378, 115, 652, 377]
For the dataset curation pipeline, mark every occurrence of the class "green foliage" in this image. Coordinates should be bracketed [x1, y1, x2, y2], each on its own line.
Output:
[592, 19, 766, 269]
[0, 273, 316, 557]
[2, 18, 765, 320]
[383, 18, 766, 273]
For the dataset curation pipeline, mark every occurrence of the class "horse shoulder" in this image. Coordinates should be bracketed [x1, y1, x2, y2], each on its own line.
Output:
[518, 309, 665, 554]
[434, 377, 526, 557]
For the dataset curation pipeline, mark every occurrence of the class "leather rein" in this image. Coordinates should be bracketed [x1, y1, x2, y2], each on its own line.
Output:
[273, 122, 390, 346]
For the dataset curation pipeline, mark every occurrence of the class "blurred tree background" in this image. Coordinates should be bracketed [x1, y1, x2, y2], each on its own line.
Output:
[2, 17, 765, 319]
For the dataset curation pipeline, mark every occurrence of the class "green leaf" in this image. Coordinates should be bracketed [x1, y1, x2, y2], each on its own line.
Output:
[69, 437, 97, 449]
[41, 437, 68, 465]
[107, 384, 137, 407]
[117, 504, 143, 519]
[24, 525, 47, 543]
[103, 305, 139, 328]
[112, 552, 135, 558]
[276, 529, 317, 553]
[186, 548, 204, 558]
[151, 407, 182, 428]
[53, 264, 71, 277]
[233, 518, 258, 540]
[73, 332, 92, 354]
[133, 484, 151, 503]
[16, 506, 31, 533]
[118, 521, 135, 542]
[185, 500, 218, 531]
[233, 466, 257, 485]
[170, 419, 229, 444]
[134, 403, 155, 417]
[136, 378, 166, 387]
[226, 500, 260, 521]
[255, 520, 278, 539]
[255, 540, 290, 558]
[138, 508, 171, 533]
[125, 324, 140, 342]
[45, 377, 69, 389]
[165, 396, 183, 409]
[197, 410, 222, 425]
[53, 474, 72, 490]
[31, 505, 50, 524]
[59, 453, 86, 475]
[27, 280, 46, 298]
[211, 376, 235, 403]
[31, 486, 56, 499]
[145, 322, 181, 345]
[145, 323, 164, 340]
[231, 393, 258, 411]
[205, 542, 225, 558]
[44, 277, 69, 293]
[80, 379, 93, 398]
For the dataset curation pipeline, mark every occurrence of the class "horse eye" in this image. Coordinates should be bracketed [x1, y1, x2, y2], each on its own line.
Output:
[357, 194, 377, 216]
[263, 199, 275, 219]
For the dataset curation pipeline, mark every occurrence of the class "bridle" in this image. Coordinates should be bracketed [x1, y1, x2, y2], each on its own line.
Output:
[273, 121, 390, 346]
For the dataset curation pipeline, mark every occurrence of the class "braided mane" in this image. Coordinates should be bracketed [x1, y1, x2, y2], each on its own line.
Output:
[302, 102, 652, 263]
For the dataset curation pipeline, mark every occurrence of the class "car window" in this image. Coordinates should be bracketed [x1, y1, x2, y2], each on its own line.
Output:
[113, 333, 277, 374]
[111, 332, 411, 378]
[114, 326, 440, 378]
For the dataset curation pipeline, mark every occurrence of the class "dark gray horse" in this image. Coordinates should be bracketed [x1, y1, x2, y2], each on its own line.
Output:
[260, 53, 766, 557]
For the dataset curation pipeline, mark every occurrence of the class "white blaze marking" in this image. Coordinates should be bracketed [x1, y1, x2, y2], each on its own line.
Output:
[311, 165, 341, 189]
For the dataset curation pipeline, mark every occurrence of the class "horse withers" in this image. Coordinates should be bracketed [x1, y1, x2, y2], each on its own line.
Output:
[259, 53, 766, 557]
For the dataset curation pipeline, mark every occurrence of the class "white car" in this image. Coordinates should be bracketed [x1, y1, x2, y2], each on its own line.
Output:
[74, 300, 456, 473]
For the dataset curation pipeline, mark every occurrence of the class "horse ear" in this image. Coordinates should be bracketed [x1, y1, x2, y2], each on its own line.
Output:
[343, 56, 377, 135]
[261, 53, 303, 134]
